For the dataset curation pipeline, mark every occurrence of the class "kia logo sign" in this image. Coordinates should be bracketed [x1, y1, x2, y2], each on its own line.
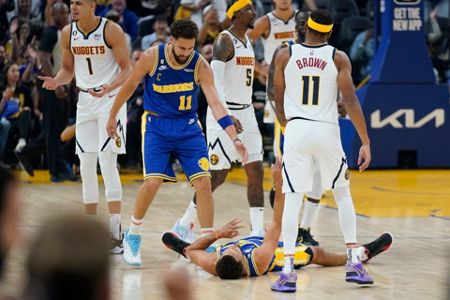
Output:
[371, 109, 445, 128]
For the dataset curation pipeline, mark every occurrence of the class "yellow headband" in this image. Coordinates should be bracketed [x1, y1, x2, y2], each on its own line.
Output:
[307, 17, 333, 33]
[226, 0, 252, 19]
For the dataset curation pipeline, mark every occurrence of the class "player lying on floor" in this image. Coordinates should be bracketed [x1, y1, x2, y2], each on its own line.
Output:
[162, 159, 393, 279]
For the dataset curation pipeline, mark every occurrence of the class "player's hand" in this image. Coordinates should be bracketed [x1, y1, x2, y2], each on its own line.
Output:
[106, 116, 118, 139]
[234, 139, 248, 164]
[357, 144, 371, 172]
[216, 219, 243, 239]
[89, 84, 111, 98]
[38, 75, 60, 90]
[271, 157, 283, 185]
[231, 115, 243, 134]
[337, 100, 347, 117]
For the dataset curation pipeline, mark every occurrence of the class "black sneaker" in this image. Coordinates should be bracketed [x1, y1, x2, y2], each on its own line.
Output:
[296, 227, 319, 246]
[362, 232, 393, 263]
[110, 232, 124, 254]
[14, 149, 34, 177]
[161, 231, 191, 258]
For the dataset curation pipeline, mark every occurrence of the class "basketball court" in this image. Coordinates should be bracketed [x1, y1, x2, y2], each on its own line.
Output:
[0, 168, 448, 299]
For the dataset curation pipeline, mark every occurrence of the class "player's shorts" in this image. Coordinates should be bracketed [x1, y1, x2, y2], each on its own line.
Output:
[282, 118, 349, 193]
[263, 98, 276, 124]
[75, 88, 127, 154]
[141, 111, 210, 184]
[268, 242, 314, 273]
[206, 103, 263, 170]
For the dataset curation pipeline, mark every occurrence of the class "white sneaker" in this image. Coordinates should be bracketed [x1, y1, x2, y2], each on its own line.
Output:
[123, 230, 142, 266]
[171, 219, 196, 243]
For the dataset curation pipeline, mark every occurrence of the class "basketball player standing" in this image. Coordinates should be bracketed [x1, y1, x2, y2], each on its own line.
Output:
[248, 3, 322, 245]
[39, 0, 132, 254]
[271, 10, 373, 292]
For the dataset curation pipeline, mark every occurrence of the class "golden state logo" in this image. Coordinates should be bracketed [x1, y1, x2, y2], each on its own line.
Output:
[210, 154, 219, 166]
[152, 82, 194, 93]
[198, 157, 210, 171]
[115, 136, 122, 148]
[345, 169, 350, 180]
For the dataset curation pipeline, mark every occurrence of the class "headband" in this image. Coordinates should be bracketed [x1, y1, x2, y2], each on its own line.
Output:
[307, 17, 333, 33]
[226, 0, 252, 19]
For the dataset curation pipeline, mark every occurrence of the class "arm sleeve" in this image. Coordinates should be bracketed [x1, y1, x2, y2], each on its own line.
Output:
[210, 60, 231, 114]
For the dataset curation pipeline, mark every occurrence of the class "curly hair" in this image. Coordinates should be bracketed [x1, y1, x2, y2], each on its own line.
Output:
[170, 19, 198, 40]
[215, 255, 243, 279]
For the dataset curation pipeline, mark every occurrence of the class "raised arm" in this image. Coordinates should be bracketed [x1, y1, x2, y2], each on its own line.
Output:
[273, 47, 290, 127]
[90, 21, 133, 97]
[335, 50, 371, 171]
[106, 47, 155, 138]
[197, 57, 248, 163]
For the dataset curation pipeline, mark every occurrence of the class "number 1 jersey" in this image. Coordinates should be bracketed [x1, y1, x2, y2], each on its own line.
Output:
[70, 17, 119, 89]
[284, 44, 339, 124]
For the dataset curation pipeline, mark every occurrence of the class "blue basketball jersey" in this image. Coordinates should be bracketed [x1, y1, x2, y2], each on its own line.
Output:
[144, 44, 202, 118]
[216, 236, 312, 277]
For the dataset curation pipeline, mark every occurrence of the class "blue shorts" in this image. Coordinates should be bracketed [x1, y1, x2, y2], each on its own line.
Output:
[141, 112, 210, 183]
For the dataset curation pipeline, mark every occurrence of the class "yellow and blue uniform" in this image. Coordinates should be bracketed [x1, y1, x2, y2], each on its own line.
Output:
[216, 236, 313, 277]
[142, 44, 209, 183]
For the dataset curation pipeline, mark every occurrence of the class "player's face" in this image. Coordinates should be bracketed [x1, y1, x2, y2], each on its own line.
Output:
[70, 0, 95, 21]
[236, 4, 256, 29]
[295, 11, 310, 38]
[273, 0, 292, 11]
[222, 245, 243, 262]
[171, 38, 196, 65]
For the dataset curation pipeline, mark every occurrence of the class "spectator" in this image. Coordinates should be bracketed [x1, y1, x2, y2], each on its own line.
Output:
[9, 18, 35, 64]
[22, 214, 111, 300]
[0, 44, 7, 83]
[0, 167, 20, 278]
[0, 62, 33, 154]
[198, 5, 221, 46]
[105, 9, 132, 53]
[0, 116, 11, 169]
[349, 29, 375, 82]
[178, 0, 211, 28]
[0, 0, 15, 43]
[99, 0, 138, 41]
[141, 14, 169, 50]
[127, 0, 167, 18]
[427, 8, 450, 82]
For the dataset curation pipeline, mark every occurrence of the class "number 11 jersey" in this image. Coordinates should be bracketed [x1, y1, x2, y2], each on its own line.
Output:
[70, 17, 119, 90]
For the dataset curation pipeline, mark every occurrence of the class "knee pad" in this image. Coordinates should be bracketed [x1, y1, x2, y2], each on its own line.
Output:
[79, 152, 99, 204]
[98, 151, 122, 201]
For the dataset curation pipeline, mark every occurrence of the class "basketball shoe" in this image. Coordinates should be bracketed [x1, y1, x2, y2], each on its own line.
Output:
[296, 227, 319, 246]
[110, 232, 124, 254]
[362, 232, 394, 262]
[171, 219, 196, 243]
[123, 230, 142, 266]
[271, 271, 297, 293]
[345, 261, 373, 284]
[162, 231, 190, 258]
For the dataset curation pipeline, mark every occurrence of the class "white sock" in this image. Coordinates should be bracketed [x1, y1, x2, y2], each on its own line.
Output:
[347, 247, 360, 263]
[179, 200, 197, 228]
[283, 256, 294, 273]
[129, 215, 143, 235]
[300, 199, 319, 229]
[332, 186, 357, 244]
[200, 228, 214, 238]
[109, 214, 121, 240]
[357, 246, 368, 261]
[282, 192, 303, 261]
[249, 207, 264, 235]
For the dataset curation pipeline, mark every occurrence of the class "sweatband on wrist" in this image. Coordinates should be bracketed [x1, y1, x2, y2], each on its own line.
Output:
[218, 115, 233, 129]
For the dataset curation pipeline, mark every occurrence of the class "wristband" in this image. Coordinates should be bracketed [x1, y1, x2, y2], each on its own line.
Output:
[217, 115, 233, 129]
[233, 138, 242, 144]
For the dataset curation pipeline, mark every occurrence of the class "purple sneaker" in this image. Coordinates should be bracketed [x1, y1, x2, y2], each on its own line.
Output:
[345, 262, 374, 284]
[271, 271, 297, 293]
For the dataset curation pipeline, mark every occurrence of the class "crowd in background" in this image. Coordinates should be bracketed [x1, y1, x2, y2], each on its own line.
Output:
[0, 0, 448, 180]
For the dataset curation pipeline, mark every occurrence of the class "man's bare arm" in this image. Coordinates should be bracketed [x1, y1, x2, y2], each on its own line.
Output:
[52, 25, 74, 85]
[273, 47, 290, 127]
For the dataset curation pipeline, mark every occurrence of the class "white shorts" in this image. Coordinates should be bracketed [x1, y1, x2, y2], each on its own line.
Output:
[75, 88, 127, 154]
[282, 119, 349, 193]
[206, 104, 263, 170]
[263, 99, 276, 124]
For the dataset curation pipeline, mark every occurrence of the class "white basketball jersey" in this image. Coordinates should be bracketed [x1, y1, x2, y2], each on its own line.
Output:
[70, 18, 119, 89]
[221, 30, 254, 104]
[262, 11, 297, 64]
[284, 44, 339, 124]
